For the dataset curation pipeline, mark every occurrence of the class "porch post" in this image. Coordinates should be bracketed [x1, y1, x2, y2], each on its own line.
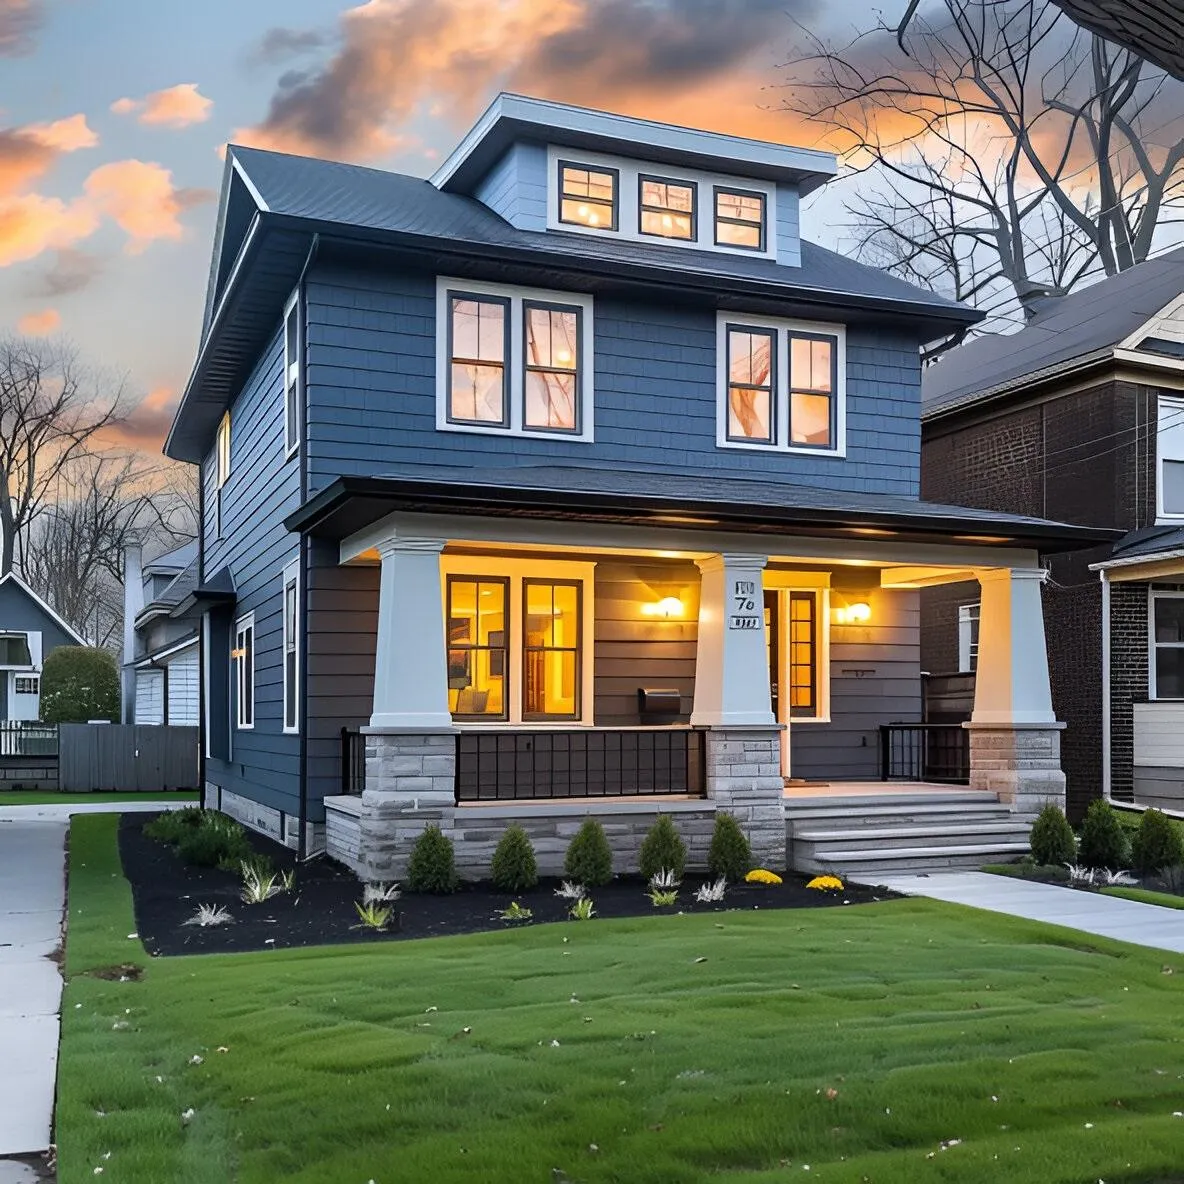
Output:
[692, 553, 786, 869]
[966, 567, 1066, 812]
[361, 535, 457, 881]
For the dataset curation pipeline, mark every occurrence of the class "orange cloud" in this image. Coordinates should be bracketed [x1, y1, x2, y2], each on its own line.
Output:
[99, 385, 180, 450]
[0, 191, 99, 266]
[17, 306, 59, 334]
[25, 113, 98, 152]
[82, 160, 213, 253]
[111, 83, 214, 129]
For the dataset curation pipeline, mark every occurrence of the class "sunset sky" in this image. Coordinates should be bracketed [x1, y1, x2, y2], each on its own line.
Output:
[0, 0, 1008, 456]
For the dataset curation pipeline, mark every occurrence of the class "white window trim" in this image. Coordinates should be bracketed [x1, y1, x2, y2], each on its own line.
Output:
[1156, 393, 1184, 523]
[214, 412, 231, 540]
[1149, 588, 1184, 700]
[435, 277, 595, 442]
[545, 145, 778, 260]
[234, 612, 255, 731]
[958, 602, 980, 673]
[282, 561, 300, 734]
[0, 629, 36, 671]
[764, 571, 831, 724]
[283, 288, 301, 460]
[439, 554, 596, 727]
[714, 312, 847, 457]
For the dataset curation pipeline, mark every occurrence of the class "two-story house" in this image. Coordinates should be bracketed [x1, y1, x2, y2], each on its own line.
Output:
[921, 247, 1184, 819]
[164, 94, 1110, 880]
[0, 571, 84, 724]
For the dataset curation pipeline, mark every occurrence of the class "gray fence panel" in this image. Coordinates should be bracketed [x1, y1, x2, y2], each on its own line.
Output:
[59, 724, 200, 792]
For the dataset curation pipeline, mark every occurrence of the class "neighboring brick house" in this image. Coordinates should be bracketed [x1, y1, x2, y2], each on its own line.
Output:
[920, 247, 1184, 817]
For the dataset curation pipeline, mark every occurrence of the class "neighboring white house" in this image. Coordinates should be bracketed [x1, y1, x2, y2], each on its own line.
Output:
[121, 541, 200, 726]
[0, 571, 86, 723]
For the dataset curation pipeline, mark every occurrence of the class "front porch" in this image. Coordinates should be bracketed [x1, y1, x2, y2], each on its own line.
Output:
[312, 502, 1072, 879]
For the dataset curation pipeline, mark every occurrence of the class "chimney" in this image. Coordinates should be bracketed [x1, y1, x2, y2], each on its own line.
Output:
[121, 544, 144, 723]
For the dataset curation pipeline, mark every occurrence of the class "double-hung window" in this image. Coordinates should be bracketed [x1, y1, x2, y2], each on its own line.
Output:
[958, 603, 981, 673]
[282, 566, 299, 732]
[214, 411, 231, 539]
[558, 162, 618, 231]
[438, 279, 593, 441]
[717, 315, 844, 454]
[1151, 592, 1184, 699]
[714, 187, 766, 251]
[639, 175, 695, 240]
[1157, 395, 1184, 520]
[233, 613, 254, 730]
[442, 559, 593, 725]
[283, 290, 300, 457]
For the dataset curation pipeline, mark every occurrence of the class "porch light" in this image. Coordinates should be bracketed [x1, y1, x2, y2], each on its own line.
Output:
[230, 647, 246, 659]
[833, 600, 871, 625]
[642, 596, 684, 618]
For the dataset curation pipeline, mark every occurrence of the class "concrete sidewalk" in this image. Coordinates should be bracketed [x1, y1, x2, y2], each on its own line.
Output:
[878, 871, 1184, 954]
[0, 801, 186, 1166]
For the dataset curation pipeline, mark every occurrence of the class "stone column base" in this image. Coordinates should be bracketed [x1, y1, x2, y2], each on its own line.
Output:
[359, 729, 456, 881]
[965, 722, 1066, 814]
[705, 726, 786, 870]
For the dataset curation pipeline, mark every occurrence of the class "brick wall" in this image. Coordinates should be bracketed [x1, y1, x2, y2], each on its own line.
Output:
[1109, 580, 1149, 804]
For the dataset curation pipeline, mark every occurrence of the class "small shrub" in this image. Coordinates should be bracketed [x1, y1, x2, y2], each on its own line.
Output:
[564, 818, 613, 887]
[39, 646, 119, 723]
[646, 888, 678, 908]
[363, 882, 401, 905]
[708, 812, 752, 881]
[354, 900, 394, 931]
[490, 825, 539, 893]
[183, 904, 233, 928]
[694, 876, 727, 903]
[1131, 809, 1184, 876]
[176, 815, 251, 869]
[569, 897, 596, 920]
[1078, 799, 1128, 870]
[806, 874, 844, 891]
[240, 862, 283, 904]
[143, 807, 203, 845]
[639, 814, 686, 882]
[1030, 803, 1076, 866]
[407, 825, 458, 893]
[499, 901, 533, 922]
[744, 868, 782, 886]
[554, 880, 586, 901]
[1066, 863, 1096, 887]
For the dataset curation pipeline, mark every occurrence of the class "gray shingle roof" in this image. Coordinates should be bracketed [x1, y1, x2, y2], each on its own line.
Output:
[1108, 524, 1184, 561]
[922, 245, 1184, 418]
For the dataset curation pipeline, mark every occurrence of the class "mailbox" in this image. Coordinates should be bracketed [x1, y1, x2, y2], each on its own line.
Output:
[637, 688, 682, 717]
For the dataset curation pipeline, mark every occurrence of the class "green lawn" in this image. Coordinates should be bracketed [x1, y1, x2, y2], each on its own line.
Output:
[1102, 885, 1184, 910]
[0, 790, 198, 807]
[58, 816, 1184, 1184]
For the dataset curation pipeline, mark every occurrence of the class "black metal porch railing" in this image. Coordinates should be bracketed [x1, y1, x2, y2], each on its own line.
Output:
[455, 727, 707, 803]
[0, 721, 59, 757]
[341, 728, 367, 795]
[879, 722, 969, 785]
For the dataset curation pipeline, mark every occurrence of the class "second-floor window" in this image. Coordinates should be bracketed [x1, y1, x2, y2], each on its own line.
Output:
[639, 175, 695, 240]
[1157, 394, 1184, 520]
[214, 411, 231, 539]
[559, 162, 617, 231]
[233, 613, 254, 729]
[715, 187, 766, 251]
[717, 315, 844, 455]
[283, 290, 300, 457]
[437, 279, 593, 441]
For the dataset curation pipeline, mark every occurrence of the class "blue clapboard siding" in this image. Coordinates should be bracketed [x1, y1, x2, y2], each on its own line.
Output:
[303, 263, 921, 496]
[202, 327, 303, 819]
[473, 143, 548, 230]
[775, 184, 801, 267]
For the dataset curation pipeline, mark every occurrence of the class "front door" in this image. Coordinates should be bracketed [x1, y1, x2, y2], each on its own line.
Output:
[764, 590, 789, 778]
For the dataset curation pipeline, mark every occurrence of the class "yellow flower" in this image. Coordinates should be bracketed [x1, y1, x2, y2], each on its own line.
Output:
[806, 875, 844, 891]
[744, 869, 783, 886]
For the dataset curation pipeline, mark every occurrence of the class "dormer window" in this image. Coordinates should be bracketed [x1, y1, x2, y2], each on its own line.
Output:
[559, 162, 617, 231]
[714, 187, 766, 251]
[639, 175, 695, 240]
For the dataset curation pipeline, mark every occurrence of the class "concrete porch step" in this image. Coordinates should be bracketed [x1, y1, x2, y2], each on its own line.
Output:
[795, 841, 1032, 878]
[795, 820, 1032, 851]
[785, 802, 1017, 829]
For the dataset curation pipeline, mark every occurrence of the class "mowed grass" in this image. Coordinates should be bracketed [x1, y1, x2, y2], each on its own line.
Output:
[1103, 885, 1184, 910]
[59, 816, 1184, 1184]
[0, 789, 198, 807]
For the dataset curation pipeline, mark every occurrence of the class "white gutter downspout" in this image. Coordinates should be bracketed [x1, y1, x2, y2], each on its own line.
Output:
[1100, 568, 1111, 801]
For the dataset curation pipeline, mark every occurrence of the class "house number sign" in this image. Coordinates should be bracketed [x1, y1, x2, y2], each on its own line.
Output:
[728, 579, 761, 630]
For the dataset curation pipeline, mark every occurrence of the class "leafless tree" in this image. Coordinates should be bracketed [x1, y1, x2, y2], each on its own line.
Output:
[0, 336, 124, 575]
[19, 453, 197, 647]
[782, 0, 1184, 343]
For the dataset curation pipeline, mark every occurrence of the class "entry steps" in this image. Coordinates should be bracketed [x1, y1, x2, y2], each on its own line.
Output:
[785, 790, 1034, 878]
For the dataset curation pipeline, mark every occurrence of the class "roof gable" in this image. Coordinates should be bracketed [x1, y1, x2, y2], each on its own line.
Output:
[0, 572, 87, 645]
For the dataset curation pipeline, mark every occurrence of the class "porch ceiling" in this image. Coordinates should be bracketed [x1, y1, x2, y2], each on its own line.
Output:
[286, 466, 1119, 554]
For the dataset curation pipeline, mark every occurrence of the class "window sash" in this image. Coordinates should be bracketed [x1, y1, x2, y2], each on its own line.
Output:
[638, 174, 696, 240]
[958, 603, 981, 673]
[558, 162, 618, 231]
[446, 576, 510, 721]
[14, 675, 39, 695]
[447, 293, 510, 427]
[522, 301, 582, 434]
[283, 577, 298, 731]
[234, 619, 254, 729]
[0, 633, 32, 667]
[714, 186, 766, 251]
[788, 333, 837, 450]
[725, 326, 776, 445]
[787, 592, 818, 718]
[522, 579, 582, 722]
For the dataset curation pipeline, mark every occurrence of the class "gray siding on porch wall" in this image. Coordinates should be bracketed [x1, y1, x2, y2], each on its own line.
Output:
[302, 262, 924, 498]
[201, 327, 303, 823]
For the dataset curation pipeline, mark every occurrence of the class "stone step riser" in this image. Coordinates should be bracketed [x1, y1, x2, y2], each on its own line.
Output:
[787, 809, 1016, 831]
[795, 844, 1031, 878]
[793, 827, 1030, 855]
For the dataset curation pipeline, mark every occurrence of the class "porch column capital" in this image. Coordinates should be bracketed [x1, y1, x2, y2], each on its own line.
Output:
[695, 552, 769, 575]
[369, 534, 455, 732]
[976, 566, 1048, 585]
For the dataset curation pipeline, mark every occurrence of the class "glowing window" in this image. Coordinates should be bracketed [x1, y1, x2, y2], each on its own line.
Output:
[448, 295, 509, 426]
[726, 327, 776, 444]
[523, 580, 582, 721]
[714, 187, 766, 250]
[639, 175, 696, 240]
[559, 163, 618, 231]
[446, 577, 510, 720]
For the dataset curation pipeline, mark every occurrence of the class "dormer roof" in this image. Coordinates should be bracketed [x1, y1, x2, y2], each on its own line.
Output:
[430, 93, 838, 197]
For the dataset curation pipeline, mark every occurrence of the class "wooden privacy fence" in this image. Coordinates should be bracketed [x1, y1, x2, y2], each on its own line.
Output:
[59, 724, 200, 792]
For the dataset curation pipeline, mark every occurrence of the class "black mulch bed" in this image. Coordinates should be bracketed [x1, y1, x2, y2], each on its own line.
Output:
[119, 812, 899, 958]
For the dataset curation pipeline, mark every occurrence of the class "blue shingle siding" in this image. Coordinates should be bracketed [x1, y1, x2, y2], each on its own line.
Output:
[472, 143, 548, 230]
[775, 184, 800, 267]
[304, 263, 921, 496]
[202, 326, 303, 819]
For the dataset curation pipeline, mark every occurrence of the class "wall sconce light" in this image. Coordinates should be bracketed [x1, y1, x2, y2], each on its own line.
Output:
[833, 600, 872, 625]
[642, 596, 684, 618]
[230, 647, 246, 659]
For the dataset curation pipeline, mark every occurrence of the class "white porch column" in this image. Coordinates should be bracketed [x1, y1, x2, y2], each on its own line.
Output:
[690, 553, 775, 727]
[691, 553, 785, 869]
[369, 536, 452, 730]
[361, 535, 457, 881]
[967, 567, 1065, 812]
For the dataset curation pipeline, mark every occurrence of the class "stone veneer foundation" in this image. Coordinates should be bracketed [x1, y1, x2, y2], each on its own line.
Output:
[966, 723, 1067, 813]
